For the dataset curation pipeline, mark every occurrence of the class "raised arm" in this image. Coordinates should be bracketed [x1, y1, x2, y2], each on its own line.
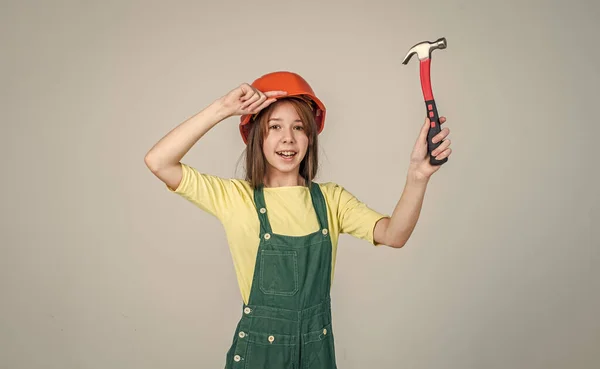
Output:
[144, 84, 287, 190]
[374, 116, 452, 248]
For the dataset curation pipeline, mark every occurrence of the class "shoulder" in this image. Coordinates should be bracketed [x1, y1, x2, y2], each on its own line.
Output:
[316, 181, 375, 211]
[172, 162, 256, 210]
[317, 181, 344, 196]
[180, 163, 252, 191]
[316, 181, 353, 206]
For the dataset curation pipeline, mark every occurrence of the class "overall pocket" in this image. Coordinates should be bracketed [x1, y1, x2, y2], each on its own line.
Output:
[301, 323, 336, 369]
[245, 331, 297, 369]
[259, 250, 299, 296]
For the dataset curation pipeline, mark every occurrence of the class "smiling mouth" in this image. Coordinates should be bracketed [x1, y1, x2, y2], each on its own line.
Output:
[276, 151, 297, 159]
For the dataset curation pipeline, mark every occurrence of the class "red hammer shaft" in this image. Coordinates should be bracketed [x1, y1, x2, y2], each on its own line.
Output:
[402, 37, 448, 166]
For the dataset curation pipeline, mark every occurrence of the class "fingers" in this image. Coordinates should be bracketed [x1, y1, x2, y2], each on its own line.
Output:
[242, 92, 266, 111]
[432, 146, 452, 161]
[238, 83, 255, 101]
[431, 137, 451, 157]
[430, 115, 451, 159]
[431, 120, 451, 160]
[239, 87, 263, 109]
[431, 116, 449, 143]
[421, 116, 450, 143]
[240, 88, 288, 114]
[432, 127, 450, 144]
[248, 98, 277, 114]
[264, 90, 288, 98]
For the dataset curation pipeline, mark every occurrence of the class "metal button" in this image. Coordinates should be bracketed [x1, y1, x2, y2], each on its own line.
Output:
[260, 207, 266, 214]
[234, 355, 241, 362]
[244, 307, 251, 314]
[323, 328, 327, 335]
[322, 229, 328, 235]
[239, 331, 246, 338]
[268, 335, 275, 343]
[264, 233, 271, 240]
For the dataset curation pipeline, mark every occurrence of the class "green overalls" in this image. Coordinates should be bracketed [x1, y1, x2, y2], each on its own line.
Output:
[224, 182, 338, 369]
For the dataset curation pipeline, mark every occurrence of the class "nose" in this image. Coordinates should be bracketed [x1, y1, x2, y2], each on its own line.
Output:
[281, 126, 295, 143]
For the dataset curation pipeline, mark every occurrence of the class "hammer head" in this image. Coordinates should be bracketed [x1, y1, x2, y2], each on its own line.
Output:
[402, 37, 447, 64]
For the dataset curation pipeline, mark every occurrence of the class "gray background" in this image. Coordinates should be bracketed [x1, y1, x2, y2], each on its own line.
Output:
[2, 0, 599, 368]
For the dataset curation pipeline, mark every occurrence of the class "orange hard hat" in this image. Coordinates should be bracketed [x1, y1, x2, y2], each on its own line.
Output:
[239, 71, 326, 144]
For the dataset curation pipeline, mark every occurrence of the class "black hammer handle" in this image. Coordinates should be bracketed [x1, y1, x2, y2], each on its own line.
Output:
[425, 99, 447, 166]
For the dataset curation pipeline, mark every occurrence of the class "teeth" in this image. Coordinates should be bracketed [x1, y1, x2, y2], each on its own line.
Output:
[277, 151, 296, 156]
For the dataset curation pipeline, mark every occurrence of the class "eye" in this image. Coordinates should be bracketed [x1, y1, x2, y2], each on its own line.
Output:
[294, 125, 304, 131]
[269, 124, 281, 130]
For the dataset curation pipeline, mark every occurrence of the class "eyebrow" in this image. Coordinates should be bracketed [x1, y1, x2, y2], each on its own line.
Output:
[268, 118, 303, 123]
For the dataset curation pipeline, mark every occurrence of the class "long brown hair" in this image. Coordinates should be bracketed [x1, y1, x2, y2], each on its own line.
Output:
[243, 97, 319, 189]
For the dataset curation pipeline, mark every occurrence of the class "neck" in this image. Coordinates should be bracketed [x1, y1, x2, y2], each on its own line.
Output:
[263, 171, 306, 188]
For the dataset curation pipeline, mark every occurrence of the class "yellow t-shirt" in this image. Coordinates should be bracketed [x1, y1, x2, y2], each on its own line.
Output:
[168, 163, 389, 304]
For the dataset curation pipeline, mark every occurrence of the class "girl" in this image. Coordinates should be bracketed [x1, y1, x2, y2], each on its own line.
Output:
[144, 71, 452, 369]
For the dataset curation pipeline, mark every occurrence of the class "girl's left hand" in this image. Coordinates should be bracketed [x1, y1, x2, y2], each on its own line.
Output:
[409, 116, 452, 180]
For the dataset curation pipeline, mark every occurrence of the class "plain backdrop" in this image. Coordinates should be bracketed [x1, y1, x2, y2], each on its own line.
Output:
[2, 0, 599, 368]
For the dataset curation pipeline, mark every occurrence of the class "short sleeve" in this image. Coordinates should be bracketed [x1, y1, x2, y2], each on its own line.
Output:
[335, 185, 389, 245]
[166, 162, 234, 221]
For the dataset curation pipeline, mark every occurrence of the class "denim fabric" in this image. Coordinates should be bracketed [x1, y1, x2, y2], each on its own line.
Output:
[225, 182, 337, 369]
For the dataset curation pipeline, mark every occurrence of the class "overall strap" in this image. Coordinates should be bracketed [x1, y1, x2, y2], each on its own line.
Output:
[253, 185, 272, 235]
[253, 183, 329, 235]
[309, 182, 329, 231]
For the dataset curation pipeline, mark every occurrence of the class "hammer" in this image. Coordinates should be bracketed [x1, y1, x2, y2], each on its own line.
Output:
[402, 37, 448, 165]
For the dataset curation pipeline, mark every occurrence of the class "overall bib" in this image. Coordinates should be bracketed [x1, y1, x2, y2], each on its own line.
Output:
[224, 182, 338, 369]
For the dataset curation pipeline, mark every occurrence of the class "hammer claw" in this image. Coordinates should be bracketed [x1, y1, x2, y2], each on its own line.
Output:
[401, 37, 447, 63]
[401, 50, 416, 65]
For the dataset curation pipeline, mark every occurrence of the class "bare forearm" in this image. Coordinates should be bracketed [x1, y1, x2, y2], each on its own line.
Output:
[144, 99, 230, 171]
[385, 167, 430, 247]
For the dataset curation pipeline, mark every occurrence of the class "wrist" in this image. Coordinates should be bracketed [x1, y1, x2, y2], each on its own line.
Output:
[210, 97, 233, 122]
[407, 165, 430, 185]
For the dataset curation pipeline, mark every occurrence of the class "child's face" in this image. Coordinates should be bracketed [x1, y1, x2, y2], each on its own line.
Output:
[262, 101, 309, 177]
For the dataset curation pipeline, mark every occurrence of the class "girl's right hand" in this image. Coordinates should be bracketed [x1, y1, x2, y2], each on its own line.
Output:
[219, 83, 288, 118]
